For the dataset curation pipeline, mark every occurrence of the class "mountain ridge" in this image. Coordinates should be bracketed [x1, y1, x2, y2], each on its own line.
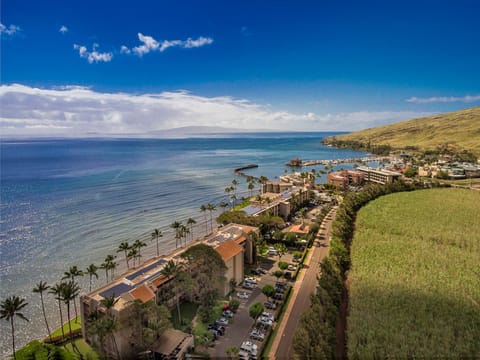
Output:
[323, 106, 480, 157]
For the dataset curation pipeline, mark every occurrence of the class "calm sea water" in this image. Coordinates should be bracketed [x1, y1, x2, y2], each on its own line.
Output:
[0, 133, 366, 354]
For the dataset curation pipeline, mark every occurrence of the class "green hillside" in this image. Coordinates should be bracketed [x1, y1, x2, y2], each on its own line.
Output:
[323, 106, 480, 157]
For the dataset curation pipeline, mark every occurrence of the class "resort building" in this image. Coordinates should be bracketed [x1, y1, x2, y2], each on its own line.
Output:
[356, 166, 402, 184]
[80, 223, 258, 357]
[326, 170, 365, 189]
[242, 183, 311, 220]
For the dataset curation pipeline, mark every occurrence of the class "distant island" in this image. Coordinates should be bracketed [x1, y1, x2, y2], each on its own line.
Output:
[322, 106, 480, 159]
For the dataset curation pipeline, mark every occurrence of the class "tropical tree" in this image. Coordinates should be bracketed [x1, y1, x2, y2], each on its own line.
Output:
[85, 264, 99, 292]
[219, 200, 229, 212]
[206, 203, 217, 233]
[151, 229, 163, 257]
[127, 247, 139, 268]
[0, 295, 29, 359]
[180, 224, 189, 247]
[249, 302, 264, 321]
[32, 281, 52, 341]
[61, 280, 80, 345]
[274, 242, 288, 263]
[231, 179, 239, 203]
[248, 181, 255, 197]
[132, 240, 147, 259]
[117, 241, 131, 269]
[62, 266, 83, 323]
[100, 295, 120, 359]
[161, 260, 182, 322]
[200, 204, 209, 234]
[170, 221, 182, 248]
[262, 284, 276, 301]
[49, 282, 66, 340]
[186, 218, 196, 243]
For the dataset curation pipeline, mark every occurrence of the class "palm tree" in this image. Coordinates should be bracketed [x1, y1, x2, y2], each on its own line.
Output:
[186, 218, 196, 243]
[49, 282, 66, 341]
[248, 181, 255, 197]
[219, 200, 228, 212]
[231, 179, 239, 205]
[127, 247, 139, 268]
[117, 241, 131, 269]
[32, 281, 52, 341]
[170, 221, 182, 248]
[85, 264, 99, 292]
[62, 266, 83, 323]
[230, 194, 237, 209]
[0, 295, 29, 359]
[100, 295, 120, 359]
[61, 280, 80, 345]
[132, 240, 147, 259]
[151, 229, 163, 257]
[200, 204, 208, 234]
[206, 203, 216, 233]
[180, 224, 189, 247]
[100, 261, 110, 284]
[161, 260, 181, 321]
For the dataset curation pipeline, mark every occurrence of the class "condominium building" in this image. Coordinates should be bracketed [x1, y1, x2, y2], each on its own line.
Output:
[80, 223, 258, 357]
[356, 166, 402, 184]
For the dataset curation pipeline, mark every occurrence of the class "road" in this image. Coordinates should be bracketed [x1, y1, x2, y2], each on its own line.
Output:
[270, 206, 338, 359]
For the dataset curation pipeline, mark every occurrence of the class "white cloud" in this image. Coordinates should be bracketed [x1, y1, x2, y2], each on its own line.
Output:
[59, 25, 68, 34]
[184, 36, 214, 48]
[240, 26, 252, 37]
[406, 94, 480, 104]
[127, 33, 213, 57]
[73, 44, 113, 63]
[0, 83, 431, 137]
[120, 45, 131, 54]
[0, 22, 21, 36]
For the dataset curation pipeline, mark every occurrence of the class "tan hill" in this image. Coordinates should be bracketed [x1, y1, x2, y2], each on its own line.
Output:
[323, 106, 480, 157]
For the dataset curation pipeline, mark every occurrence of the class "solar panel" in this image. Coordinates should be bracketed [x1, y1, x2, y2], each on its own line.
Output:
[243, 205, 264, 216]
[125, 259, 167, 281]
[99, 283, 133, 299]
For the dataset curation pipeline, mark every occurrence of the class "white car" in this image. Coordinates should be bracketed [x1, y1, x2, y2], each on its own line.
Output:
[287, 264, 297, 271]
[261, 311, 275, 321]
[250, 330, 265, 341]
[237, 292, 250, 299]
[257, 316, 273, 327]
[215, 317, 229, 326]
[241, 341, 258, 356]
[244, 276, 257, 284]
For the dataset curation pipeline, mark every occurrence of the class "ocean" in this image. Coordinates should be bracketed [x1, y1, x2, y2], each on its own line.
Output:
[0, 133, 367, 354]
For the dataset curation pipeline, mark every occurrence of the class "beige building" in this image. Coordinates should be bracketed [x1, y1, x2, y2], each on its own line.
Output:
[356, 166, 402, 184]
[80, 223, 258, 358]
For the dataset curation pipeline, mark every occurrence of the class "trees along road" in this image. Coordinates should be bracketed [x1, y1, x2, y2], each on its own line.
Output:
[270, 206, 338, 359]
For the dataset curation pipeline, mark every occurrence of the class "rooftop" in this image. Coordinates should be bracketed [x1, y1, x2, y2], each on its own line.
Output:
[215, 239, 243, 262]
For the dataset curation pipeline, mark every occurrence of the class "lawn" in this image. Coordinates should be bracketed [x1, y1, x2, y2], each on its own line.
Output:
[50, 316, 82, 338]
[347, 188, 480, 358]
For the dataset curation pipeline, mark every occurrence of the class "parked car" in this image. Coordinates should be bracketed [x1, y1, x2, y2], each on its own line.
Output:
[268, 249, 277, 256]
[208, 329, 218, 339]
[241, 341, 258, 357]
[244, 276, 257, 284]
[237, 291, 250, 299]
[215, 317, 229, 326]
[274, 292, 284, 300]
[261, 311, 275, 321]
[292, 257, 301, 263]
[242, 282, 255, 290]
[287, 264, 297, 271]
[257, 316, 273, 327]
[250, 329, 265, 341]
[264, 301, 277, 310]
[222, 309, 234, 318]
[208, 324, 225, 335]
[275, 282, 288, 290]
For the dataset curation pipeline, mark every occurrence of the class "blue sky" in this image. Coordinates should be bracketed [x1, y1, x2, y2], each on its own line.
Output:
[1, 0, 480, 136]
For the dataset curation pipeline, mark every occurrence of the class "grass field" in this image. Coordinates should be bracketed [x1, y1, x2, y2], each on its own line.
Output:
[347, 188, 480, 358]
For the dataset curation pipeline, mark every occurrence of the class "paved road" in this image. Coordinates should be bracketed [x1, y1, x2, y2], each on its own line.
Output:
[271, 206, 338, 359]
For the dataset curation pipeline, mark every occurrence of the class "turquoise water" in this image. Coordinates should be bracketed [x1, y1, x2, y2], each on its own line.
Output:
[0, 133, 366, 353]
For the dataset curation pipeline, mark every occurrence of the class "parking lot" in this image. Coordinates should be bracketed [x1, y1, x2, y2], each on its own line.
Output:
[208, 253, 294, 358]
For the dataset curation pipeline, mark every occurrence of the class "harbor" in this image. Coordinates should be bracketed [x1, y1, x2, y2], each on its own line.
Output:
[287, 156, 391, 167]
